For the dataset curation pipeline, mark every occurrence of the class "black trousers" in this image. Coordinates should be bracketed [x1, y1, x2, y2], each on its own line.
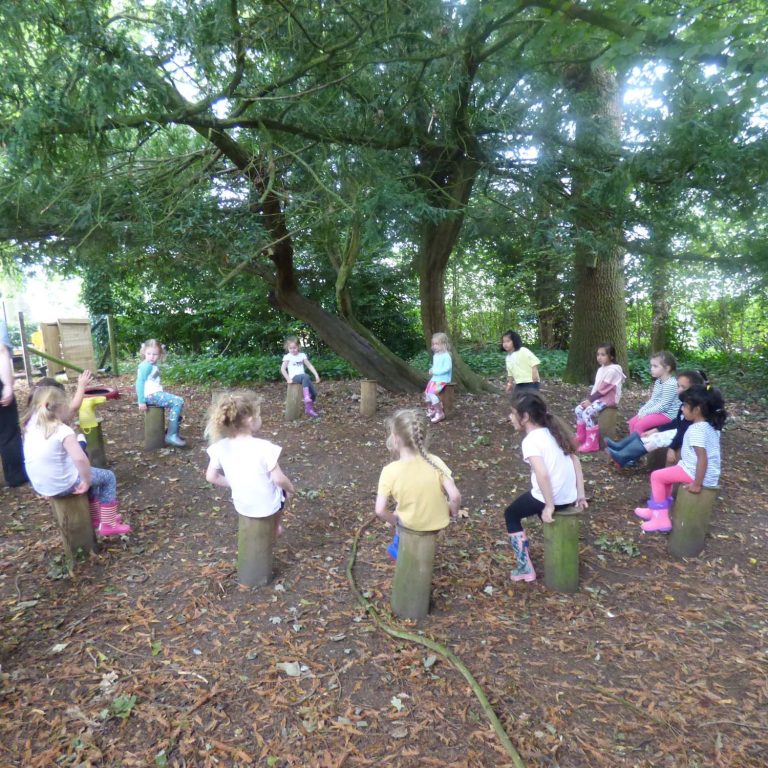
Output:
[504, 490, 572, 534]
[0, 386, 28, 487]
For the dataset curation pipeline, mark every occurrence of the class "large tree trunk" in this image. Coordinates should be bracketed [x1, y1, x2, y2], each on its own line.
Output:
[416, 150, 495, 393]
[650, 250, 671, 352]
[563, 64, 628, 384]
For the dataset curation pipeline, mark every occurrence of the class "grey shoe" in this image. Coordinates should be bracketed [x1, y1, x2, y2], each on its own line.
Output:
[165, 433, 187, 447]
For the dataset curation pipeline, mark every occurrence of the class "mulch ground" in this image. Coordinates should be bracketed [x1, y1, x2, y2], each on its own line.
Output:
[1, 376, 766, 768]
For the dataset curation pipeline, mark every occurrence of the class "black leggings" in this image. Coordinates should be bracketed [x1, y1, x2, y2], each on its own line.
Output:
[504, 491, 573, 534]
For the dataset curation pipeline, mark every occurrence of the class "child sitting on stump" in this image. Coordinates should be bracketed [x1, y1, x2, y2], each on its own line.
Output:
[375, 409, 461, 560]
[23, 387, 130, 537]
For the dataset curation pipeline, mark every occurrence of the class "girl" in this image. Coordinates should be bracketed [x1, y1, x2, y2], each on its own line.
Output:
[22, 387, 130, 537]
[281, 336, 321, 418]
[424, 332, 452, 424]
[627, 351, 678, 434]
[573, 343, 626, 453]
[504, 393, 588, 582]
[375, 409, 461, 561]
[502, 330, 540, 397]
[0, 321, 28, 487]
[205, 393, 295, 538]
[634, 385, 726, 533]
[136, 339, 187, 447]
[607, 369, 706, 468]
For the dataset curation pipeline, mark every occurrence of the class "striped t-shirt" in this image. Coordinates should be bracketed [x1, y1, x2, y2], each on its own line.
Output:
[638, 376, 679, 420]
[679, 421, 721, 487]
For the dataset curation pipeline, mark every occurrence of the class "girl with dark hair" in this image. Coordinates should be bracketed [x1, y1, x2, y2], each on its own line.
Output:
[634, 385, 727, 532]
[504, 393, 588, 582]
[573, 343, 626, 453]
[501, 330, 540, 396]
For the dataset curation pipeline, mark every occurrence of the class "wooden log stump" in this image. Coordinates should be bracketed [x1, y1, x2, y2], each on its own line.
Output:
[668, 486, 719, 559]
[438, 383, 456, 418]
[597, 407, 619, 449]
[542, 508, 581, 593]
[360, 380, 378, 417]
[84, 418, 107, 468]
[646, 447, 667, 471]
[50, 494, 97, 563]
[144, 406, 165, 450]
[285, 383, 303, 421]
[237, 514, 275, 586]
[390, 525, 438, 620]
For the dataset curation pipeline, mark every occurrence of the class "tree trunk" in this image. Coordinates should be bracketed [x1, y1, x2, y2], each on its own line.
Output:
[650, 251, 671, 352]
[563, 64, 628, 384]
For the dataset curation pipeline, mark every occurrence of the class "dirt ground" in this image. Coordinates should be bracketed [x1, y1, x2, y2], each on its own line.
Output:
[1, 375, 766, 768]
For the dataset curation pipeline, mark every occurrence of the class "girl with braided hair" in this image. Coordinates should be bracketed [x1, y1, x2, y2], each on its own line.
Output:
[205, 392, 295, 537]
[504, 393, 588, 582]
[375, 409, 461, 560]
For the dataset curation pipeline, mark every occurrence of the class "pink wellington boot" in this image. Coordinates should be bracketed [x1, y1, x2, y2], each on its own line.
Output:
[88, 497, 101, 530]
[430, 401, 445, 423]
[575, 422, 587, 445]
[640, 499, 672, 533]
[97, 500, 132, 537]
[509, 531, 537, 582]
[303, 388, 319, 417]
[577, 426, 600, 453]
[635, 496, 673, 521]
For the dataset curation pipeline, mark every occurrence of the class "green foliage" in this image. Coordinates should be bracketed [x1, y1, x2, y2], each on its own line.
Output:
[594, 534, 641, 557]
[161, 352, 359, 387]
[109, 695, 137, 720]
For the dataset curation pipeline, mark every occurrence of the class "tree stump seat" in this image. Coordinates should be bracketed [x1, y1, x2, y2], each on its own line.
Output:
[597, 407, 619, 449]
[237, 513, 276, 586]
[360, 380, 377, 417]
[668, 486, 719, 558]
[284, 382, 303, 421]
[542, 507, 582, 593]
[438, 383, 456, 418]
[144, 406, 165, 450]
[390, 524, 438, 620]
[646, 447, 667, 471]
[50, 493, 97, 565]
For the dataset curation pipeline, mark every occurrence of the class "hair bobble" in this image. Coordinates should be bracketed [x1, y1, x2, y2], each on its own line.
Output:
[706, 384, 712, 390]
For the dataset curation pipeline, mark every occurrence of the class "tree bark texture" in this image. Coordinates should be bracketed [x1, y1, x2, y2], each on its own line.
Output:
[650, 250, 671, 352]
[563, 65, 628, 384]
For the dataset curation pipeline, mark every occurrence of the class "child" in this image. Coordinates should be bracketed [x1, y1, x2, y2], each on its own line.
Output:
[375, 409, 461, 560]
[22, 387, 130, 537]
[627, 351, 678, 434]
[504, 393, 588, 582]
[135, 339, 187, 447]
[634, 385, 726, 533]
[281, 336, 321, 418]
[205, 392, 295, 539]
[502, 330, 540, 397]
[606, 369, 706, 468]
[0, 321, 28, 487]
[573, 343, 626, 453]
[424, 332, 452, 424]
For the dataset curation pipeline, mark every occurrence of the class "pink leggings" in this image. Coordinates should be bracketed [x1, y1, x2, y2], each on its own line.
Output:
[650, 465, 693, 503]
[628, 412, 672, 434]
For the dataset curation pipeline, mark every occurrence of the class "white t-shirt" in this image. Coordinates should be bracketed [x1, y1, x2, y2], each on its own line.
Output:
[521, 427, 577, 505]
[282, 352, 308, 379]
[206, 436, 283, 518]
[679, 421, 721, 487]
[23, 422, 79, 496]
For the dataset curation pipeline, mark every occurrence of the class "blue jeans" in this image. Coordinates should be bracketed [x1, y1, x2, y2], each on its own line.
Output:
[291, 375, 316, 400]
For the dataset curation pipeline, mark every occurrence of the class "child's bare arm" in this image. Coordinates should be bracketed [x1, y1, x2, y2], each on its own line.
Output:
[270, 463, 295, 500]
[205, 461, 230, 488]
[571, 455, 588, 510]
[687, 446, 707, 493]
[531, 364, 540, 383]
[528, 455, 555, 522]
[441, 475, 461, 520]
[280, 360, 291, 383]
[304, 358, 321, 383]
[374, 493, 397, 526]
[70, 370, 93, 413]
[63, 434, 91, 490]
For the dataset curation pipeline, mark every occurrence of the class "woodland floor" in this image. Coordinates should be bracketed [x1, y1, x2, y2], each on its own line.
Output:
[0, 376, 766, 768]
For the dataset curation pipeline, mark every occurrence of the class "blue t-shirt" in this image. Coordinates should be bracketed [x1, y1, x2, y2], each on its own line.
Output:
[430, 351, 452, 384]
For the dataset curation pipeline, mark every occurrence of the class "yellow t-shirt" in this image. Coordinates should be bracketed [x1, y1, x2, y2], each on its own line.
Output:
[506, 347, 541, 384]
[377, 454, 452, 532]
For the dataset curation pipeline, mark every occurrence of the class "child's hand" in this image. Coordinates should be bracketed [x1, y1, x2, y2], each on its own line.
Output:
[541, 504, 555, 524]
[642, 428, 658, 437]
[580, 399, 591, 409]
[138, 403, 148, 412]
[77, 370, 93, 389]
[73, 480, 90, 494]
[685, 483, 702, 494]
[314, 376, 321, 384]
[505, 382, 512, 393]
[575, 496, 588, 510]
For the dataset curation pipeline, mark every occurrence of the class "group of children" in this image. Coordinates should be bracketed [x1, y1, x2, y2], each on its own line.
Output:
[17, 327, 726, 588]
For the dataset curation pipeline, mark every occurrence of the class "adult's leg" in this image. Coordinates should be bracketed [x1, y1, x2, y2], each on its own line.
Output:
[0, 396, 28, 487]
